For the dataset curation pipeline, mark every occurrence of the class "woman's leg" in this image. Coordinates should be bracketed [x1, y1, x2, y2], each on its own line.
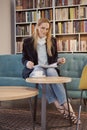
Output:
[54, 100, 65, 114]
[29, 66, 45, 77]
[46, 68, 67, 105]
[29, 67, 58, 104]
[46, 68, 81, 124]
[30, 67, 80, 124]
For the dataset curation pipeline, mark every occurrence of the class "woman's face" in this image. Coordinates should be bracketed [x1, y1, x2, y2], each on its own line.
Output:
[37, 22, 50, 38]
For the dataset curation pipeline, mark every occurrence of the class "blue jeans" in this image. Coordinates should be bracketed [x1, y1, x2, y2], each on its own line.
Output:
[29, 66, 67, 105]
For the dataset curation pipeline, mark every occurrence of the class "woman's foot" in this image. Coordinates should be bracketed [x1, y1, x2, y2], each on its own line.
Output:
[54, 101, 81, 125]
[63, 110, 81, 124]
[54, 100, 65, 114]
[63, 103, 81, 125]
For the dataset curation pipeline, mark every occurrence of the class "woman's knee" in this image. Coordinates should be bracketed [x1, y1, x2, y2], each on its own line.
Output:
[46, 68, 58, 76]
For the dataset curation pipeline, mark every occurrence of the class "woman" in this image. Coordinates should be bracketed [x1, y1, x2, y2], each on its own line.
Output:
[22, 18, 80, 124]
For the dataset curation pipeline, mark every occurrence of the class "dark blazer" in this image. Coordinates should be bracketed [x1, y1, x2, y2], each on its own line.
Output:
[22, 36, 58, 78]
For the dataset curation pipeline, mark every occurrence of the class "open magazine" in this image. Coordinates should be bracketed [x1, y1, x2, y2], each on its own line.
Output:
[34, 62, 58, 68]
[40, 62, 58, 68]
[31, 62, 60, 77]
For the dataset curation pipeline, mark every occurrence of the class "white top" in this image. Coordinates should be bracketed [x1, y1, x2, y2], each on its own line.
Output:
[37, 37, 48, 65]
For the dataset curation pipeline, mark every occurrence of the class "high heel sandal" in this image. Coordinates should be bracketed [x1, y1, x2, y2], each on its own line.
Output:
[63, 109, 81, 125]
[57, 107, 81, 125]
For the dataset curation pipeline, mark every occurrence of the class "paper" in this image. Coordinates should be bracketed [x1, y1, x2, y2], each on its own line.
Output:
[40, 62, 58, 68]
[34, 62, 58, 68]
[31, 75, 46, 78]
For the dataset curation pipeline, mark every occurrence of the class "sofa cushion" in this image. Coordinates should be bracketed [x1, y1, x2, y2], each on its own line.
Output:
[66, 78, 80, 90]
[0, 77, 30, 86]
[59, 53, 87, 78]
[0, 54, 23, 77]
[68, 90, 87, 99]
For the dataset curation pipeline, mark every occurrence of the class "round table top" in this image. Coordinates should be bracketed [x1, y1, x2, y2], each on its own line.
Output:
[26, 76, 72, 84]
[0, 86, 38, 101]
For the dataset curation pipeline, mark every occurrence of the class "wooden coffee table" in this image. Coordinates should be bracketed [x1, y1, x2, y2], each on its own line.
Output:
[0, 86, 38, 101]
[0, 86, 38, 130]
[26, 76, 72, 130]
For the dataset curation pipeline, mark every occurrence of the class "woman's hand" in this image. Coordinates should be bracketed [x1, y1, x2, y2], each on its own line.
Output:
[57, 57, 66, 64]
[26, 61, 34, 69]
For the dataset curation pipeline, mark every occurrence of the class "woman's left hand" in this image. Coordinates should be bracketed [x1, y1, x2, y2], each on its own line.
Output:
[57, 57, 66, 64]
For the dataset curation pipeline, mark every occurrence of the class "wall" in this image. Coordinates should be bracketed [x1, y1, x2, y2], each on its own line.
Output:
[0, 0, 11, 54]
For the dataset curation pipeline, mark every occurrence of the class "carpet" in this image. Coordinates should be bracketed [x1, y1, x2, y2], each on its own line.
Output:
[0, 108, 87, 130]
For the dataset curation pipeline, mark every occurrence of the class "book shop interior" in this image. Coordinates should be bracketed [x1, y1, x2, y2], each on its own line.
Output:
[0, 0, 87, 130]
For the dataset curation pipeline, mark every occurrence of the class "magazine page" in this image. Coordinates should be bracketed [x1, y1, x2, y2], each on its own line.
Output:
[33, 62, 61, 69]
[40, 62, 58, 68]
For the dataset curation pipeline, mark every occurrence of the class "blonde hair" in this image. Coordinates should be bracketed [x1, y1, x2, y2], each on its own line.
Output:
[32, 18, 52, 56]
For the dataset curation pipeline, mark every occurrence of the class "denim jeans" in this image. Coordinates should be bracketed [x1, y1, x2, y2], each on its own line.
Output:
[29, 66, 67, 105]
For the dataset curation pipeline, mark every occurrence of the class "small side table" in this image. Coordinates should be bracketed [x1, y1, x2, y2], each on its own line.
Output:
[0, 86, 38, 130]
[26, 76, 72, 130]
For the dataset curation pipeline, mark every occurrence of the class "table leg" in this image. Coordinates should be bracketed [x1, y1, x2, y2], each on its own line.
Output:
[76, 90, 83, 130]
[28, 98, 35, 130]
[33, 84, 38, 122]
[41, 84, 47, 130]
[64, 83, 72, 126]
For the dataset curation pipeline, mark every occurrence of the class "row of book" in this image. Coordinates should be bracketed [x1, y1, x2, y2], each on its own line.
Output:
[55, 21, 87, 34]
[16, 11, 37, 23]
[55, 0, 87, 6]
[16, 0, 38, 9]
[55, 8, 78, 21]
[16, 0, 87, 10]
[57, 39, 87, 52]
[16, 8, 87, 23]
[16, 24, 36, 36]
[80, 40, 87, 51]
[16, 0, 52, 9]
[38, 0, 52, 8]
[80, 6, 87, 18]
[16, 23, 53, 36]
[16, 41, 23, 53]
[16, 25, 30, 36]
[55, 6, 87, 21]
[38, 10, 53, 20]
[16, 9, 53, 23]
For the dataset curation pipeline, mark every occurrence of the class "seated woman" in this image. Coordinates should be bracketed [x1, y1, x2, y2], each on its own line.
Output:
[22, 18, 81, 124]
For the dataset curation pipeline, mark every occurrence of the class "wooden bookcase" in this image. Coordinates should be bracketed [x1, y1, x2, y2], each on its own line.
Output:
[14, 0, 87, 53]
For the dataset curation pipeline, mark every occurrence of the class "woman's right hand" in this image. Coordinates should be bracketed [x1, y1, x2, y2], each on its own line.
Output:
[57, 57, 66, 64]
[26, 61, 34, 69]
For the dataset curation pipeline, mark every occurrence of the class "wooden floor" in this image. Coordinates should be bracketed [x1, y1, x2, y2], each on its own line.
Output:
[0, 99, 87, 130]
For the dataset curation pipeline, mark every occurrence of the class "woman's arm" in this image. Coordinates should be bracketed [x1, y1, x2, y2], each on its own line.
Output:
[22, 37, 38, 67]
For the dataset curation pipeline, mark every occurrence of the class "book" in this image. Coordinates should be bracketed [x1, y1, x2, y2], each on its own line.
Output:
[16, 0, 22, 9]
[80, 40, 87, 52]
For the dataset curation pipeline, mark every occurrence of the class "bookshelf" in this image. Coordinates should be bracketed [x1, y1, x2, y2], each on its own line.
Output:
[55, 1, 87, 53]
[15, 0, 87, 53]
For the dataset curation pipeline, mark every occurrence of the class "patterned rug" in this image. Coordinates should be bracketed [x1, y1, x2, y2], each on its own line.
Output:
[0, 108, 87, 130]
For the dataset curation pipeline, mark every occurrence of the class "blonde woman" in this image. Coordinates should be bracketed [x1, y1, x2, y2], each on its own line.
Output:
[22, 18, 80, 124]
